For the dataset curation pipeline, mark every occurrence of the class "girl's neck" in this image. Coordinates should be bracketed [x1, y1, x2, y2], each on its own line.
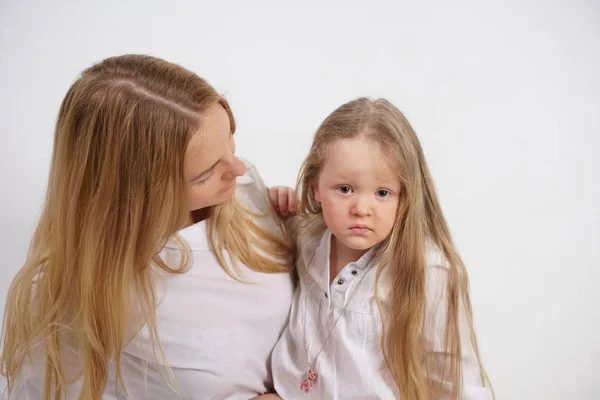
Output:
[329, 234, 368, 284]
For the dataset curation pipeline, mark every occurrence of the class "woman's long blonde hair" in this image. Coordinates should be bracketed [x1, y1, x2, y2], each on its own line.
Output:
[0, 54, 290, 399]
[296, 98, 492, 399]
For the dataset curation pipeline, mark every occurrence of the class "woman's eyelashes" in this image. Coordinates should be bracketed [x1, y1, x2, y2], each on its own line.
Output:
[195, 169, 216, 186]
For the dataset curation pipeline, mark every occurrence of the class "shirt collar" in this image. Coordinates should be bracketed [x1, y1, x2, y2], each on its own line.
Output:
[307, 229, 378, 289]
[316, 230, 378, 268]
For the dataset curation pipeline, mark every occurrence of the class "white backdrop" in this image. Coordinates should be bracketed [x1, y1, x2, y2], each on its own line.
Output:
[1, 1, 599, 398]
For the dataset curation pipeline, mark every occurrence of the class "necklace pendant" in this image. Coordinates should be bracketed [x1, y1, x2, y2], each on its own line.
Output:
[300, 368, 318, 393]
[300, 378, 313, 393]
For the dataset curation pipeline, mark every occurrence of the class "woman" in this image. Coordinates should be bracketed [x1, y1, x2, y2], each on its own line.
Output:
[0, 54, 293, 399]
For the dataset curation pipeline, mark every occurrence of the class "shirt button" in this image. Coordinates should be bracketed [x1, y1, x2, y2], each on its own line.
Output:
[351, 269, 358, 275]
[337, 279, 344, 285]
[325, 292, 328, 298]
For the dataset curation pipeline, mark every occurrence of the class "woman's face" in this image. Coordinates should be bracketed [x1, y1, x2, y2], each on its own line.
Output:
[185, 103, 246, 214]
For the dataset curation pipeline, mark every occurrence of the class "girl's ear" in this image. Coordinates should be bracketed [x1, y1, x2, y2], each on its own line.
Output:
[312, 179, 321, 202]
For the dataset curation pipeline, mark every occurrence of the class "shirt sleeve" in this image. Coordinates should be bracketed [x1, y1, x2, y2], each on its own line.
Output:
[236, 159, 286, 239]
[237, 159, 304, 255]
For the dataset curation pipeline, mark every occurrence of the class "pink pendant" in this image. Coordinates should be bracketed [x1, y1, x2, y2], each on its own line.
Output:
[300, 367, 318, 393]
[300, 378, 313, 393]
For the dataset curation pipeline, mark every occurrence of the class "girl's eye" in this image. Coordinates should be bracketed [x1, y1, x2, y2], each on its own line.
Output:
[336, 185, 353, 195]
[376, 189, 390, 198]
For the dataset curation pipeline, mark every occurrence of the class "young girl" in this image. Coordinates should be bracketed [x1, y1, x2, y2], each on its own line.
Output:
[269, 98, 493, 399]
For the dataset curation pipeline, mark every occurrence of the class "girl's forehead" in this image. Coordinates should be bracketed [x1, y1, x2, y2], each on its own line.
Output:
[325, 137, 397, 168]
[320, 138, 400, 182]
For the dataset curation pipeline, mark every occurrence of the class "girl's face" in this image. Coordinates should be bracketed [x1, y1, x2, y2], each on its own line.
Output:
[185, 104, 246, 214]
[313, 137, 400, 257]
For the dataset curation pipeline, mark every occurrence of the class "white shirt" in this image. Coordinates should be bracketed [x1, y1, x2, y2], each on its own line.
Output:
[271, 227, 491, 399]
[12, 160, 294, 400]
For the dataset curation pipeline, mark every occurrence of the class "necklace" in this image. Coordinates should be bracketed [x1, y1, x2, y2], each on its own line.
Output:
[300, 253, 371, 393]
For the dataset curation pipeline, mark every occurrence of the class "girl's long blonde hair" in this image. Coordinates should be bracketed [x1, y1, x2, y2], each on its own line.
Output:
[296, 98, 492, 399]
[0, 54, 290, 399]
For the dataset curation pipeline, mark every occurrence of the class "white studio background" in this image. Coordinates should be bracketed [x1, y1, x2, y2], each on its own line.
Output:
[1, 1, 599, 399]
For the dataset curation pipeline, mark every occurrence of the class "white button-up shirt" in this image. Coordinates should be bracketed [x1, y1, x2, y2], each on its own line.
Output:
[11, 160, 294, 400]
[272, 228, 491, 399]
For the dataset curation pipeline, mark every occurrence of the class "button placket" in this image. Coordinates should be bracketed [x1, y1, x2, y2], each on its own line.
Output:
[329, 262, 365, 307]
[329, 275, 347, 308]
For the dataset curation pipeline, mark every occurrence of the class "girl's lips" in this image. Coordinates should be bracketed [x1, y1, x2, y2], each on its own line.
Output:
[349, 226, 370, 235]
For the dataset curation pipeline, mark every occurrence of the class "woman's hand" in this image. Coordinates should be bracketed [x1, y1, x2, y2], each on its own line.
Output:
[268, 186, 296, 217]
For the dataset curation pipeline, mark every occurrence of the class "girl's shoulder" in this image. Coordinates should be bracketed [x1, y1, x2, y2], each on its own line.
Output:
[236, 158, 280, 220]
[377, 239, 451, 303]
[235, 158, 288, 238]
[236, 158, 267, 210]
[424, 238, 449, 270]
[237, 158, 259, 184]
[294, 214, 327, 257]
[424, 239, 452, 297]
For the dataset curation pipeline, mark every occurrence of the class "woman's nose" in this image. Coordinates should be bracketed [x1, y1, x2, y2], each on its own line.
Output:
[231, 156, 246, 177]
[223, 155, 246, 180]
